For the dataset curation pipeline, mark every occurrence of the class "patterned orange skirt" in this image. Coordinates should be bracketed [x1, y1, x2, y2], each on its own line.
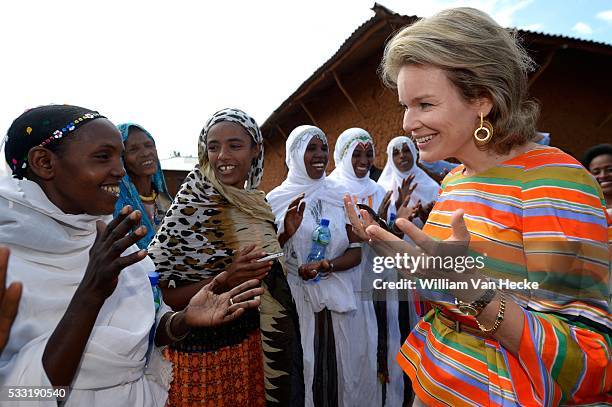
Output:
[164, 330, 266, 406]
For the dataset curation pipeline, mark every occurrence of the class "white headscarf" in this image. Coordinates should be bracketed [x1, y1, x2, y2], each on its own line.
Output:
[328, 128, 386, 210]
[268, 126, 355, 314]
[378, 136, 440, 207]
[0, 177, 171, 406]
[267, 125, 346, 230]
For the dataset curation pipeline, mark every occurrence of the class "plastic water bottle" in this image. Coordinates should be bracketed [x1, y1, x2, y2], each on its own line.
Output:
[389, 212, 397, 230]
[306, 218, 331, 283]
[148, 271, 161, 313]
[146, 271, 161, 365]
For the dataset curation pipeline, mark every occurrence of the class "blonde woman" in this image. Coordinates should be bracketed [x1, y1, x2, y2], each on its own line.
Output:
[348, 8, 610, 406]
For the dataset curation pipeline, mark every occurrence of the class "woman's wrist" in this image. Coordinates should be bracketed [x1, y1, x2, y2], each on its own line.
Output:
[278, 230, 293, 248]
[73, 285, 107, 310]
[168, 310, 190, 341]
[475, 293, 506, 333]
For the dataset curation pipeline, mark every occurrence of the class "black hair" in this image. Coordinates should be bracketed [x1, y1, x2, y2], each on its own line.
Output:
[5, 105, 105, 179]
[581, 144, 612, 169]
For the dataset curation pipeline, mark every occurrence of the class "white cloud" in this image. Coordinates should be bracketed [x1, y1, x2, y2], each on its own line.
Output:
[493, 0, 533, 26]
[520, 23, 543, 31]
[596, 10, 612, 23]
[572, 22, 593, 35]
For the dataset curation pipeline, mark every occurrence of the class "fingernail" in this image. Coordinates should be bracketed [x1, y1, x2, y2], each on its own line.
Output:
[120, 206, 130, 215]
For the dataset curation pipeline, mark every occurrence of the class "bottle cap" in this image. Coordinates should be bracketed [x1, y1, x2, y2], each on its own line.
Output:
[148, 271, 160, 286]
[320, 218, 330, 227]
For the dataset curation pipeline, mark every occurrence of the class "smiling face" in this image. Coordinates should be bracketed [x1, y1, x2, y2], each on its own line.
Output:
[123, 128, 158, 179]
[589, 153, 612, 196]
[206, 121, 259, 188]
[46, 119, 126, 215]
[392, 143, 414, 172]
[303, 136, 328, 179]
[397, 64, 490, 163]
[351, 142, 374, 178]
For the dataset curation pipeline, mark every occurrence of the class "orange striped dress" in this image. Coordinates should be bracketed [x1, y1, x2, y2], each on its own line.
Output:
[397, 147, 611, 406]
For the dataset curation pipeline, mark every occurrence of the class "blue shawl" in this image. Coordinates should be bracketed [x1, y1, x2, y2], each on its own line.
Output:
[114, 123, 171, 249]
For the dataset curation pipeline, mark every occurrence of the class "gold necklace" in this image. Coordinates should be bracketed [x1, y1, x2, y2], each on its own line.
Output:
[139, 190, 158, 203]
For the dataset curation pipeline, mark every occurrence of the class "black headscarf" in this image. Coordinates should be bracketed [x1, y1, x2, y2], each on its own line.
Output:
[5, 105, 105, 178]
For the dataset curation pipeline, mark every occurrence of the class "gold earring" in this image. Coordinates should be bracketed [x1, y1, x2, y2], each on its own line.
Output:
[473, 112, 493, 149]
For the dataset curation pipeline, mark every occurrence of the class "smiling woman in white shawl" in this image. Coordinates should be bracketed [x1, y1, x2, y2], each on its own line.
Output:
[0, 105, 263, 407]
[327, 127, 389, 407]
[267, 125, 363, 407]
[377, 136, 439, 219]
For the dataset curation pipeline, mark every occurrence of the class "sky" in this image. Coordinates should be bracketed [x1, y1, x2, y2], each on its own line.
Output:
[1, 0, 611, 166]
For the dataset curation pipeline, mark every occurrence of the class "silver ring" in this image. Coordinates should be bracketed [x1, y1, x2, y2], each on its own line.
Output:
[229, 297, 235, 306]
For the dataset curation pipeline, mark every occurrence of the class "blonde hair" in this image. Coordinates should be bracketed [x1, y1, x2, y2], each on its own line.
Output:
[380, 7, 539, 154]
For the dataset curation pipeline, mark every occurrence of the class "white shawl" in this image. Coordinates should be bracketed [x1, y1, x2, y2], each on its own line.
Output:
[0, 176, 171, 407]
[266, 125, 346, 231]
[267, 126, 354, 312]
[377, 136, 440, 208]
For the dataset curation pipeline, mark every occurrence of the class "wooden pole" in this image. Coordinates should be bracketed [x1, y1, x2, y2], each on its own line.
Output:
[275, 124, 288, 140]
[300, 101, 320, 127]
[333, 70, 365, 119]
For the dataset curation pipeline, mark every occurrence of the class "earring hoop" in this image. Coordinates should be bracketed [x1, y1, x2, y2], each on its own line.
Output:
[473, 112, 493, 149]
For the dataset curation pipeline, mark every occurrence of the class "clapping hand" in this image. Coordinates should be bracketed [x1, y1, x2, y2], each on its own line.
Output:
[183, 276, 264, 327]
[343, 195, 379, 242]
[80, 206, 149, 303]
[396, 174, 417, 211]
[365, 209, 471, 282]
[377, 191, 393, 222]
[413, 200, 435, 224]
[283, 194, 305, 239]
[395, 192, 418, 224]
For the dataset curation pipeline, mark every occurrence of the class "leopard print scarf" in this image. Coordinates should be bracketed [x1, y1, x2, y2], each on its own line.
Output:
[148, 108, 303, 406]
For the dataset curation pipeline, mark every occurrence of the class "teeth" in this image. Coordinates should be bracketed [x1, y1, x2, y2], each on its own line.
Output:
[101, 185, 120, 196]
[415, 135, 434, 143]
[219, 165, 236, 172]
[142, 160, 153, 166]
[312, 164, 324, 169]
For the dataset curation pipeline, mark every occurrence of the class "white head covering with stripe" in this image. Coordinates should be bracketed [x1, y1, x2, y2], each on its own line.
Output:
[378, 136, 440, 207]
[328, 128, 386, 210]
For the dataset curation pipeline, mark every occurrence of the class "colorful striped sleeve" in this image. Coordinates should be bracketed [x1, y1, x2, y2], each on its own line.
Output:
[508, 151, 611, 406]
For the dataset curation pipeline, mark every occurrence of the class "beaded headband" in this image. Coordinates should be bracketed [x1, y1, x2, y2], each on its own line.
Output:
[5, 109, 105, 177]
[39, 112, 103, 147]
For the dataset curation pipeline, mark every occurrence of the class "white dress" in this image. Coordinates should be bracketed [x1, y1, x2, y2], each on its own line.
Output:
[0, 177, 171, 407]
[284, 198, 359, 407]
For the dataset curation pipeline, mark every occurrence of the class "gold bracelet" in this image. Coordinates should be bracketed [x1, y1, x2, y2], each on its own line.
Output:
[475, 292, 506, 333]
[165, 311, 190, 342]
